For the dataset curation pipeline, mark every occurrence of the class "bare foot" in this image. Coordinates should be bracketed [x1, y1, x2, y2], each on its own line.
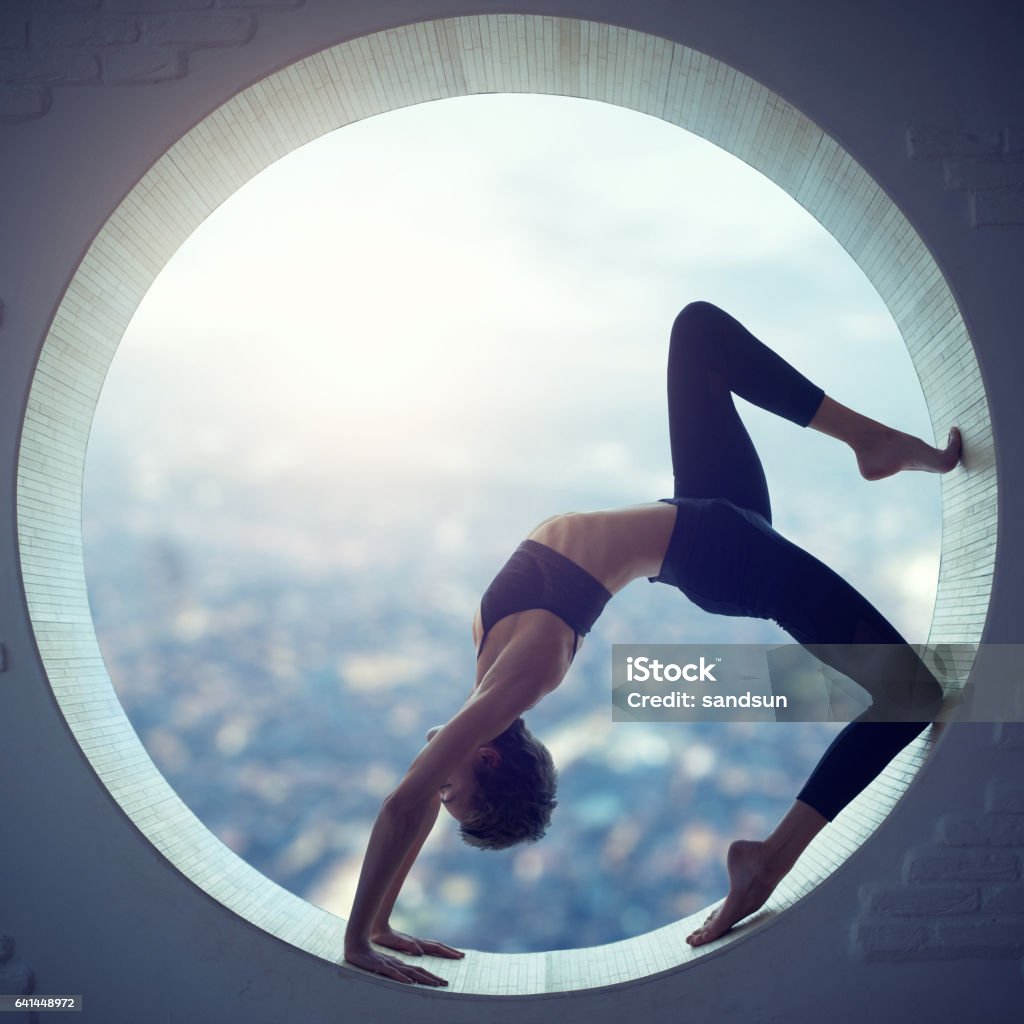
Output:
[856, 426, 961, 482]
[686, 839, 781, 947]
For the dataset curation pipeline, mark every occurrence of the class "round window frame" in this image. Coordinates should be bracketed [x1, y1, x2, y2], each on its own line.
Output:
[14, 14, 995, 996]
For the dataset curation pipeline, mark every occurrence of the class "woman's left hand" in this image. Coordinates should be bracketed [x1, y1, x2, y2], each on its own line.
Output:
[371, 927, 465, 960]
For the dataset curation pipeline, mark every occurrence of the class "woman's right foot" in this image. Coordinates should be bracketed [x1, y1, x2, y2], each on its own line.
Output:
[856, 426, 961, 481]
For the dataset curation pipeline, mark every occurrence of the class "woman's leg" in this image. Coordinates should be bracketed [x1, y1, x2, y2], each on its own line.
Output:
[686, 526, 946, 948]
[667, 301, 826, 522]
[667, 302, 961, 507]
[669, 300, 961, 947]
[809, 395, 962, 480]
[685, 800, 829, 949]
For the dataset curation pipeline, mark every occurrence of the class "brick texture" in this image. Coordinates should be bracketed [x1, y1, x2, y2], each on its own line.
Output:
[909, 123, 1024, 226]
[218, 0, 304, 7]
[860, 724, 1024, 964]
[0, 0, 306, 120]
[33, 14, 141, 47]
[930, 921, 1024, 960]
[856, 916, 1024, 961]
[972, 187, 1024, 227]
[944, 156, 1024, 191]
[941, 813, 1024, 846]
[34, 1, 101, 10]
[861, 883, 980, 917]
[143, 13, 254, 47]
[0, 52, 98, 84]
[981, 885, 1024, 914]
[101, 48, 185, 85]
[907, 124, 1003, 159]
[906, 848, 1019, 883]
[856, 923, 929, 961]
[107, 0, 213, 11]
[0, 86, 51, 121]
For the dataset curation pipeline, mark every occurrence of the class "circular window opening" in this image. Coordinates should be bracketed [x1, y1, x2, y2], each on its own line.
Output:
[17, 15, 995, 994]
[83, 93, 946, 953]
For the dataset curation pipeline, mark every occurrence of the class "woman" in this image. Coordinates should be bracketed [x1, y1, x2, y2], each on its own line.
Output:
[342, 300, 962, 986]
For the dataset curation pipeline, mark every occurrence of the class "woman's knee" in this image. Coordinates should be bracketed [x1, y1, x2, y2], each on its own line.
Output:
[670, 301, 728, 355]
[673, 300, 722, 333]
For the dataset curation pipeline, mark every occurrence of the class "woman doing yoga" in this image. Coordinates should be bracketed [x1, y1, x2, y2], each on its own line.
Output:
[342, 300, 962, 986]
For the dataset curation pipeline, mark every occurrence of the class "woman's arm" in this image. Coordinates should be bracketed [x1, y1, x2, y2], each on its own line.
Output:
[343, 792, 455, 985]
[367, 793, 464, 961]
[371, 791, 441, 936]
[343, 684, 530, 983]
[343, 628, 570, 985]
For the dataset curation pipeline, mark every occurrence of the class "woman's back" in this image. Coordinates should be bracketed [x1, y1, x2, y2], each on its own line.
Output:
[527, 503, 678, 593]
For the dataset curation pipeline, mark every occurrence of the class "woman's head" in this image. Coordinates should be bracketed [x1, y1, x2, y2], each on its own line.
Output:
[457, 717, 558, 851]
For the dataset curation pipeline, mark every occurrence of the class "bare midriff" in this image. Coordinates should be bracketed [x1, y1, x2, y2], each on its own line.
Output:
[527, 502, 678, 595]
[470, 503, 679, 685]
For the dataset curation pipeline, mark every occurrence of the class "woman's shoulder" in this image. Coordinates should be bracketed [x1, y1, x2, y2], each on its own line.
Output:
[474, 615, 574, 707]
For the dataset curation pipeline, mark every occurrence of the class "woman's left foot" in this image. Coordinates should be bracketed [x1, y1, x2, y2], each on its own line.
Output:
[856, 426, 961, 481]
[685, 839, 781, 947]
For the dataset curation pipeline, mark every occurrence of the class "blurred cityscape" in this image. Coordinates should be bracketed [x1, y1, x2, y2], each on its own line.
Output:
[83, 448, 844, 954]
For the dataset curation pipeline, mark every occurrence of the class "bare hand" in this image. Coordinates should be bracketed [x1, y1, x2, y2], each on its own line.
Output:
[344, 942, 453, 987]
[371, 927, 465, 960]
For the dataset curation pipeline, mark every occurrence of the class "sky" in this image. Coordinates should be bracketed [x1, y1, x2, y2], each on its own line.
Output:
[87, 92, 945, 640]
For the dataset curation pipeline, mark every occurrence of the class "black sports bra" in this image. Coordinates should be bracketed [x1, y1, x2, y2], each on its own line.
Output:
[477, 539, 612, 659]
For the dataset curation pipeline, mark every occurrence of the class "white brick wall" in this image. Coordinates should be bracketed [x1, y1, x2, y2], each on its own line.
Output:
[909, 124, 1024, 226]
[0, 0, 305, 119]
[855, 723, 1024, 963]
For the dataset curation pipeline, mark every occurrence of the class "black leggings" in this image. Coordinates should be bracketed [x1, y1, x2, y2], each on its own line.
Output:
[653, 301, 943, 821]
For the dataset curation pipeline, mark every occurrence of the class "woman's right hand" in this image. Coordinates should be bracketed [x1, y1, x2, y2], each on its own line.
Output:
[343, 942, 451, 987]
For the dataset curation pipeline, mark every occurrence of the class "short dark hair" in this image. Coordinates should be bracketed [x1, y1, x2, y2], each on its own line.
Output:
[458, 718, 558, 851]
